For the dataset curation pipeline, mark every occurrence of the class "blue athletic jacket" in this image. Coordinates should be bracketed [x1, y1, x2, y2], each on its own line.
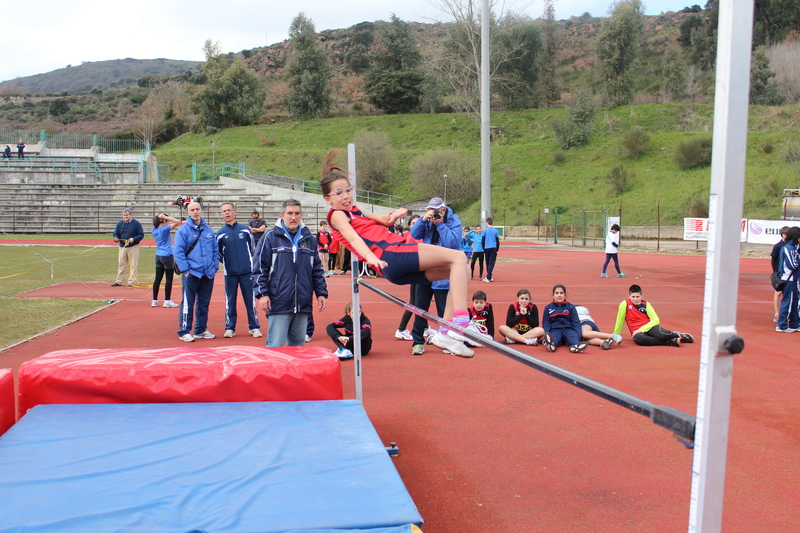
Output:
[410, 206, 462, 290]
[542, 301, 582, 333]
[173, 217, 219, 279]
[252, 220, 328, 316]
[216, 222, 255, 276]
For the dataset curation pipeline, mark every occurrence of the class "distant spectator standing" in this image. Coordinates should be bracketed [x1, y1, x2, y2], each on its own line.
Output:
[150, 213, 181, 308]
[482, 218, 500, 282]
[194, 195, 204, 209]
[16, 141, 25, 159]
[776, 226, 800, 332]
[253, 199, 328, 347]
[316, 222, 333, 275]
[771, 226, 790, 323]
[217, 202, 262, 339]
[409, 197, 462, 356]
[467, 226, 484, 280]
[111, 209, 144, 287]
[173, 201, 219, 342]
[601, 224, 626, 278]
[248, 211, 267, 245]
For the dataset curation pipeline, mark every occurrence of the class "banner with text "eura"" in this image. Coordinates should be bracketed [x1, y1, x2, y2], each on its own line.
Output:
[683, 218, 747, 242]
[745, 219, 791, 245]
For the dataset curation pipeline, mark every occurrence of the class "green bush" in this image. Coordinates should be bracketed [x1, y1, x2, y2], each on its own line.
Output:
[675, 137, 713, 169]
[621, 126, 650, 159]
[552, 151, 567, 165]
[607, 164, 633, 193]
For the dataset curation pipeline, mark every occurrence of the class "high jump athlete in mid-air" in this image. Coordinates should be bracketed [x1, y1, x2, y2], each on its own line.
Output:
[321, 149, 475, 357]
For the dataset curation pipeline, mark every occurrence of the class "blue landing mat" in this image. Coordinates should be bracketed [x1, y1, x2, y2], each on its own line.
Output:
[0, 401, 422, 533]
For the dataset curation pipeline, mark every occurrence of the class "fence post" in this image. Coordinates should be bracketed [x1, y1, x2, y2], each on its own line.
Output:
[41, 200, 44, 234]
[657, 200, 661, 252]
[583, 208, 587, 247]
[98, 202, 101, 233]
[192, 163, 197, 183]
[69, 204, 72, 234]
[554, 210, 559, 244]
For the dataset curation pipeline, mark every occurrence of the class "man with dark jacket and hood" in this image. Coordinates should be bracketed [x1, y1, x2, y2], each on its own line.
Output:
[253, 199, 328, 347]
[173, 201, 219, 342]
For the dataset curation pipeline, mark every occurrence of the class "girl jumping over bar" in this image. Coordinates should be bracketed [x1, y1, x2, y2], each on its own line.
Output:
[321, 149, 475, 358]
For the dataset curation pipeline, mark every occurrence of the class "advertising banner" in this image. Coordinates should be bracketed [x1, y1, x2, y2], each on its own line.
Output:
[746, 220, 788, 245]
[684, 218, 747, 242]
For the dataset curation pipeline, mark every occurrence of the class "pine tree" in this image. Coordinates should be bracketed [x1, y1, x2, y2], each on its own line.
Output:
[539, 0, 560, 107]
[596, 0, 645, 107]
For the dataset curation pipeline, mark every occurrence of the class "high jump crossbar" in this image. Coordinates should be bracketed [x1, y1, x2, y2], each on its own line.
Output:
[355, 278, 696, 443]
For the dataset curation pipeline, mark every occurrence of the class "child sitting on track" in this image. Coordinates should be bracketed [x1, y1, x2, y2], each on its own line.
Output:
[574, 305, 623, 350]
[466, 290, 494, 346]
[613, 284, 694, 347]
[326, 302, 372, 360]
[498, 288, 545, 345]
[321, 149, 475, 358]
[541, 285, 588, 353]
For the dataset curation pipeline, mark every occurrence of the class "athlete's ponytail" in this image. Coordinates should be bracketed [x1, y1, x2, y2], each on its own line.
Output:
[321, 149, 349, 196]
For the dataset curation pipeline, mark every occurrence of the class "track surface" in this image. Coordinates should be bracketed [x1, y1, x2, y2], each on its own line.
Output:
[2, 243, 798, 532]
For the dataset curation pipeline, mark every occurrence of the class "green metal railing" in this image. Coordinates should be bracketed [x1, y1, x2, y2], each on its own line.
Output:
[142, 163, 170, 183]
[0, 129, 146, 153]
[0, 129, 40, 145]
[191, 162, 403, 208]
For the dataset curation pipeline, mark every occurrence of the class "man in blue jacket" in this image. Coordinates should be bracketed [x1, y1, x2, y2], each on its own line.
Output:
[173, 201, 219, 342]
[482, 217, 500, 282]
[217, 202, 261, 339]
[111, 209, 144, 287]
[253, 199, 328, 347]
[409, 197, 462, 356]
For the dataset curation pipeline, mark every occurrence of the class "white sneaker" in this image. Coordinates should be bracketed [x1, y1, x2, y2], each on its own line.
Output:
[224, 329, 235, 338]
[194, 331, 216, 340]
[611, 333, 623, 345]
[163, 300, 178, 308]
[430, 331, 474, 358]
[305, 335, 312, 343]
[334, 347, 354, 359]
[151, 300, 158, 307]
[423, 327, 436, 338]
[524, 337, 538, 346]
[179, 333, 195, 342]
[395, 329, 413, 341]
[464, 321, 492, 347]
[250, 329, 263, 338]
[504, 336, 516, 344]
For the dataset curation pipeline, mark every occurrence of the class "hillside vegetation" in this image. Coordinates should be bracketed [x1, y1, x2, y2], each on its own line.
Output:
[154, 103, 800, 226]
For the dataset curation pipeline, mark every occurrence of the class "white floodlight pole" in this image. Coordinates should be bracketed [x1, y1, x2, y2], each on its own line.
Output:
[480, 0, 491, 225]
[688, 1, 753, 532]
[348, 142, 357, 195]
[347, 142, 363, 403]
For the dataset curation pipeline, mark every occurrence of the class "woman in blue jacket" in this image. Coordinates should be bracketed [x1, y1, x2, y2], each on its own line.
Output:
[542, 284, 588, 353]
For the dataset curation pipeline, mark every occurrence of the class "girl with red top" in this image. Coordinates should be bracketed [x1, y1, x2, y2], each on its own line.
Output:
[321, 150, 474, 358]
[498, 288, 545, 345]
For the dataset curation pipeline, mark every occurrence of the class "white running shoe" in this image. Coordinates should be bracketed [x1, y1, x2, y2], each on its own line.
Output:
[611, 333, 623, 345]
[395, 329, 413, 341]
[430, 331, 474, 358]
[224, 329, 235, 338]
[250, 329, 263, 338]
[334, 347, 354, 359]
[423, 327, 436, 338]
[305, 335, 312, 343]
[194, 331, 216, 340]
[151, 300, 158, 307]
[163, 300, 178, 308]
[524, 337, 538, 346]
[504, 336, 516, 344]
[601, 338, 613, 350]
[179, 333, 195, 342]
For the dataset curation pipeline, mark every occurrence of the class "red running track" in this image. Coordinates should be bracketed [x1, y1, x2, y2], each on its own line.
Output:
[2, 245, 798, 532]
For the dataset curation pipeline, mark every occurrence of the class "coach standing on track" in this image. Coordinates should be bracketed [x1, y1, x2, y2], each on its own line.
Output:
[482, 217, 500, 283]
[217, 202, 262, 339]
[253, 199, 328, 347]
[174, 201, 218, 342]
[111, 209, 144, 287]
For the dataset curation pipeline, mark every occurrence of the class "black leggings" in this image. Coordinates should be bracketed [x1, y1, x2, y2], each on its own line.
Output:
[327, 252, 336, 272]
[471, 252, 484, 278]
[398, 284, 417, 330]
[153, 254, 175, 300]
[633, 326, 679, 346]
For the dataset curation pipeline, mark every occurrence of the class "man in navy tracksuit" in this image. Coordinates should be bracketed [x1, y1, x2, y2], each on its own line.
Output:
[482, 217, 500, 282]
[173, 202, 219, 342]
[252, 199, 328, 347]
[217, 202, 261, 339]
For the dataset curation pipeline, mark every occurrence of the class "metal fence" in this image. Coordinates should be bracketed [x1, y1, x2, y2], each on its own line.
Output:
[0, 129, 147, 153]
[191, 162, 404, 208]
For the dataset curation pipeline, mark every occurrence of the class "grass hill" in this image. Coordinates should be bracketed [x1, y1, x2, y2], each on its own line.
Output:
[154, 104, 800, 227]
[0, 58, 202, 95]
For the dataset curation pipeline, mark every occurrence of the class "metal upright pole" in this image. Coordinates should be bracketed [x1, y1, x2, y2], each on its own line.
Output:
[480, 0, 491, 225]
[348, 143, 357, 193]
[688, 1, 752, 531]
[351, 263, 363, 403]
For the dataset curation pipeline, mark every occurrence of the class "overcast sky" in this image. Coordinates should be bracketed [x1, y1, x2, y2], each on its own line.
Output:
[1, 0, 687, 84]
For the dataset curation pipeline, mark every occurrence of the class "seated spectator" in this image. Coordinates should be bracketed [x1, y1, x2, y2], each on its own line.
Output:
[541, 284, 587, 353]
[574, 305, 623, 350]
[498, 288, 545, 345]
[613, 284, 694, 346]
[326, 302, 372, 360]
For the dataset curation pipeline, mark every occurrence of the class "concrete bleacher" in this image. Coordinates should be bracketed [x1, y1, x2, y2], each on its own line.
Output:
[0, 178, 385, 235]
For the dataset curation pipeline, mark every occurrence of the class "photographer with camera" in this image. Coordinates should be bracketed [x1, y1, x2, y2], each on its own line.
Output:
[407, 197, 463, 356]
